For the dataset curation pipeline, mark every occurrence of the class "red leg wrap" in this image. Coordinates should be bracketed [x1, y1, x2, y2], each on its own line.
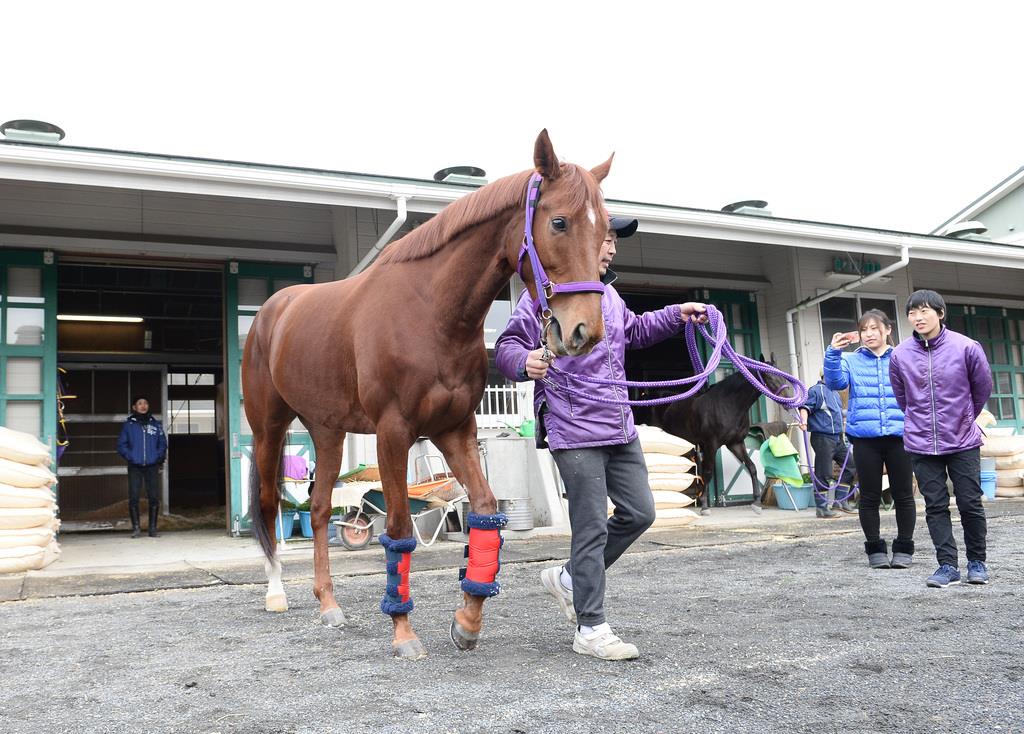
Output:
[397, 551, 411, 602]
[465, 527, 501, 584]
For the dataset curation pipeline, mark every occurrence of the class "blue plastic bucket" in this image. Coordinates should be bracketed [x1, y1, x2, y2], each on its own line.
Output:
[276, 511, 297, 540]
[980, 471, 997, 501]
[299, 510, 314, 538]
[775, 483, 813, 510]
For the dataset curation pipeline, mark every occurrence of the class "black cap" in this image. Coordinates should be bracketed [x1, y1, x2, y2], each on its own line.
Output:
[609, 216, 639, 238]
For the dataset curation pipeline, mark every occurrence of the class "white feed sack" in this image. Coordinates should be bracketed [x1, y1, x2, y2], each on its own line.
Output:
[981, 434, 1024, 458]
[0, 545, 46, 574]
[0, 457, 57, 489]
[0, 426, 53, 466]
[0, 483, 56, 508]
[648, 472, 697, 491]
[636, 424, 695, 457]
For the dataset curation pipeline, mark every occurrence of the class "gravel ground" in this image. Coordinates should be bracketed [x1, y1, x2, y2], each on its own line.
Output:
[2, 507, 1022, 734]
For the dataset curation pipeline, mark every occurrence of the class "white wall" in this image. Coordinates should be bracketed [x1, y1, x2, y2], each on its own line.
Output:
[0, 179, 333, 245]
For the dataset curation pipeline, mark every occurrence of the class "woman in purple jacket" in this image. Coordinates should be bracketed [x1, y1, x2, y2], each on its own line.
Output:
[889, 290, 994, 588]
[496, 215, 706, 661]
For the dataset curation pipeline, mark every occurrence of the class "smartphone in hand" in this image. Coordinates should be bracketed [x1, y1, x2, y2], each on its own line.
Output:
[843, 331, 860, 344]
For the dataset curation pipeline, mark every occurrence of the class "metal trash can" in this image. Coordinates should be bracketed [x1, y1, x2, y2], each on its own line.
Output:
[498, 497, 534, 531]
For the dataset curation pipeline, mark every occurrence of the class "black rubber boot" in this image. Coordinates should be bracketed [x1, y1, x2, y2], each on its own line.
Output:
[148, 504, 160, 537]
[129, 505, 141, 538]
[865, 539, 890, 569]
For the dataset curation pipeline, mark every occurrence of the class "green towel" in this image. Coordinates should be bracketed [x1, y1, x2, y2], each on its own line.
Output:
[759, 438, 804, 487]
[767, 433, 799, 458]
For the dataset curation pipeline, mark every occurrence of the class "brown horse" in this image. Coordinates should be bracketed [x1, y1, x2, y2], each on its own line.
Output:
[243, 130, 612, 659]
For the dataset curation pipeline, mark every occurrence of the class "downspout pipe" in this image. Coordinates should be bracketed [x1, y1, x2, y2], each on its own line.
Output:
[347, 195, 408, 277]
[785, 244, 910, 388]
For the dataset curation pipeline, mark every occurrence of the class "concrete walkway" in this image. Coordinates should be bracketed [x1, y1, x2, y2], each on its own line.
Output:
[4, 499, 1018, 603]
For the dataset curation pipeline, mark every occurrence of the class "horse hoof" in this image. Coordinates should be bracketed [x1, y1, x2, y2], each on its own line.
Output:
[699, 508, 711, 516]
[320, 608, 346, 628]
[392, 639, 428, 661]
[751, 503, 763, 515]
[265, 593, 288, 613]
[449, 619, 480, 651]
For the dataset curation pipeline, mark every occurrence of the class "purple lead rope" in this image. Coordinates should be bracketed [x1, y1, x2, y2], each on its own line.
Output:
[542, 304, 808, 409]
[795, 416, 858, 502]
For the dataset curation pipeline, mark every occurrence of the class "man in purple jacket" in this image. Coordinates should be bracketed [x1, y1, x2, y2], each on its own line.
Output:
[496, 215, 706, 660]
[889, 289, 994, 588]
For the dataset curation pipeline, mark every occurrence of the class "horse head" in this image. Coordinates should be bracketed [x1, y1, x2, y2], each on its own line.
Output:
[756, 352, 789, 396]
[512, 129, 612, 357]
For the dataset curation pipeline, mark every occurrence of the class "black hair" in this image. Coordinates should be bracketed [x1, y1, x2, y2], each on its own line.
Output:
[858, 309, 896, 346]
[131, 396, 148, 406]
[906, 289, 946, 319]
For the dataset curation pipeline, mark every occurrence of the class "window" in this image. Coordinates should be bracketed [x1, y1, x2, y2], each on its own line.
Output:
[819, 295, 900, 352]
[167, 400, 216, 434]
[167, 373, 217, 434]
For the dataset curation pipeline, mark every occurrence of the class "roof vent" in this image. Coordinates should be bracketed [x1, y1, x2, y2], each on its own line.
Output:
[0, 119, 66, 145]
[942, 220, 990, 241]
[433, 165, 487, 186]
[722, 199, 771, 217]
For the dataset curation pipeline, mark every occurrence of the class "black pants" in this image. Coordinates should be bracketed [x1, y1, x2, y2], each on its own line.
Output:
[128, 464, 161, 515]
[909, 448, 987, 567]
[552, 438, 656, 627]
[810, 432, 856, 507]
[850, 436, 915, 552]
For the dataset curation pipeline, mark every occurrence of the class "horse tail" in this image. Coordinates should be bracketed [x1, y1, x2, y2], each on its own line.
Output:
[248, 439, 280, 563]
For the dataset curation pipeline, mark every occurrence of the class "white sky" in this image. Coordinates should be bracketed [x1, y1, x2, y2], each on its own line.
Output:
[4, 1, 1023, 233]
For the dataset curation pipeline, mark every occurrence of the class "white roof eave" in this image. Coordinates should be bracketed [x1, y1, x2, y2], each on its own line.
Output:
[3, 143, 1024, 270]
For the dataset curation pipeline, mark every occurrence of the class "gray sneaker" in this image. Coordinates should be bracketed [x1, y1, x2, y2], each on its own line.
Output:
[540, 566, 576, 624]
[572, 628, 639, 660]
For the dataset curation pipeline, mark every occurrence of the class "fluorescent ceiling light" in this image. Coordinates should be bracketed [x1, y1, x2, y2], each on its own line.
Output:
[57, 315, 144, 323]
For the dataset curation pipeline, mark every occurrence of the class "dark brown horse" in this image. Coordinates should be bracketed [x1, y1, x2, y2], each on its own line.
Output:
[655, 357, 785, 514]
[243, 130, 612, 659]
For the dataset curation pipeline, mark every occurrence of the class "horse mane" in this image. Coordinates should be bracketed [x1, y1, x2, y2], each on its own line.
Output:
[704, 370, 762, 402]
[377, 163, 602, 266]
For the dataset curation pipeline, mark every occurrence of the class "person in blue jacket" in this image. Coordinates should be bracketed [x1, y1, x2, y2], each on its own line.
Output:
[799, 370, 857, 518]
[117, 396, 167, 538]
[824, 309, 915, 569]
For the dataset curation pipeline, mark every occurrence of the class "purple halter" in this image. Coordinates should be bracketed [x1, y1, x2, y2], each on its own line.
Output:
[516, 172, 606, 329]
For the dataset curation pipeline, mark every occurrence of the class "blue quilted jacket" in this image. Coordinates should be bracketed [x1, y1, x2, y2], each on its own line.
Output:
[823, 345, 904, 439]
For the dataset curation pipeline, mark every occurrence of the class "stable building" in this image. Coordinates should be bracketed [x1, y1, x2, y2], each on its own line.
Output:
[1, 122, 1022, 530]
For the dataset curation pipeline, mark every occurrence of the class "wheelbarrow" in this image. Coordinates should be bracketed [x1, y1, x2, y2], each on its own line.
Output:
[331, 459, 466, 550]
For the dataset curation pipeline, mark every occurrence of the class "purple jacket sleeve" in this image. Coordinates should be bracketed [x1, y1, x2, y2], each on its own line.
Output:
[622, 303, 683, 350]
[495, 291, 540, 382]
[966, 340, 993, 417]
[888, 350, 907, 413]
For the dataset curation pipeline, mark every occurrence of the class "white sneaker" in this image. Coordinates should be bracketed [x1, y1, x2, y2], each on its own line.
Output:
[540, 565, 576, 624]
[572, 627, 639, 660]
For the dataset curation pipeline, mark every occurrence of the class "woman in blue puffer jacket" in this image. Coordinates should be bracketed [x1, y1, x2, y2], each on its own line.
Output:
[824, 308, 916, 570]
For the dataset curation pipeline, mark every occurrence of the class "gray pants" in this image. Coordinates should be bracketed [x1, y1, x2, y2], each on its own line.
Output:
[552, 438, 656, 626]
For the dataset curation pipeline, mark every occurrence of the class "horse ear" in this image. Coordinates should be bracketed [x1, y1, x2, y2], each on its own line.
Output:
[590, 153, 614, 183]
[759, 353, 766, 363]
[770, 352, 777, 366]
[534, 129, 561, 181]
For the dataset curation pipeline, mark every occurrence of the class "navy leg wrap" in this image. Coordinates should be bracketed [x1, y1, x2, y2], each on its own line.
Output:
[379, 533, 416, 615]
[459, 512, 508, 597]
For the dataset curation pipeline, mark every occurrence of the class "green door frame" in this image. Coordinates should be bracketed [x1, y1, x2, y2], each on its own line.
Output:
[951, 304, 1024, 433]
[224, 261, 315, 532]
[698, 289, 765, 505]
[0, 249, 58, 461]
